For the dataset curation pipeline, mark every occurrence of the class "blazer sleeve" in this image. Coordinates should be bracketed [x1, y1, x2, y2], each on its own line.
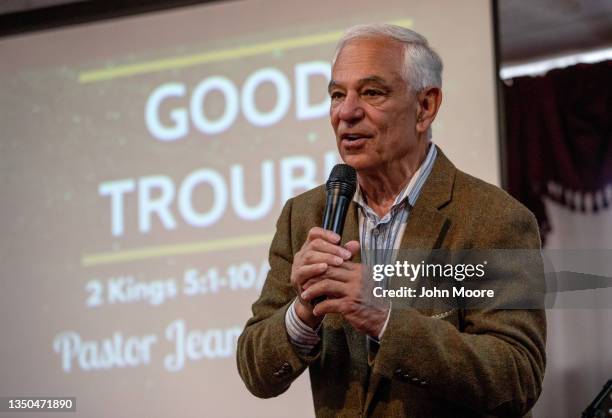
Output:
[236, 198, 320, 398]
[371, 207, 546, 416]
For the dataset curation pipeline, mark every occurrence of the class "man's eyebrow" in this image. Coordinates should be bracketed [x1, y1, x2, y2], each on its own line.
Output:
[328, 80, 339, 93]
[328, 76, 391, 93]
[359, 75, 390, 86]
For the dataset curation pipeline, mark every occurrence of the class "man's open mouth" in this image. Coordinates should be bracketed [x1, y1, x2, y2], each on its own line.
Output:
[341, 133, 372, 141]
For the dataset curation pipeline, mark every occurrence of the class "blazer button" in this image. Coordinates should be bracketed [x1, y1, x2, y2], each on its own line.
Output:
[402, 373, 411, 381]
[411, 377, 420, 384]
[281, 362, 292, 372]
[394, 368, 404, 377]
[273, 371, 281, 377]
[420, 380, 428, 387]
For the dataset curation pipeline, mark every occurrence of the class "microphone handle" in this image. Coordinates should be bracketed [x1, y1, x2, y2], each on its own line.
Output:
[330, 195, 351, 236]
[313, 194, 351, 306]
[322, 191, 336, 231]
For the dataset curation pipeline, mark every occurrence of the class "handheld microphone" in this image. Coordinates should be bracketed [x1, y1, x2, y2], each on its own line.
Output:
[322, 164, 357, 236]
[312, 164, 357, 306]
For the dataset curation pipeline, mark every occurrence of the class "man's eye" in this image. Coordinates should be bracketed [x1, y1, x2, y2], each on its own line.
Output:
[330, 91, 344, 99]
[363, 89, 383, 96]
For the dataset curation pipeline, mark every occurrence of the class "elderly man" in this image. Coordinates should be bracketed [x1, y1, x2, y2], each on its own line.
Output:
[237, 24, 545, 418]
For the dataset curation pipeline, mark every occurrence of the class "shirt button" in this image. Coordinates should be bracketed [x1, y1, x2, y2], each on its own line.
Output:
[372, 228, 380, 236]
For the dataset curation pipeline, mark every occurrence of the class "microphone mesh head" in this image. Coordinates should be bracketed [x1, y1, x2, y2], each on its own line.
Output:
[326, 164, 357, 197]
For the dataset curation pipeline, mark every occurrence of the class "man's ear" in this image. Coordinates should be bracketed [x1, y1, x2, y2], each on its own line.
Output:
[416, 87, 442, 134]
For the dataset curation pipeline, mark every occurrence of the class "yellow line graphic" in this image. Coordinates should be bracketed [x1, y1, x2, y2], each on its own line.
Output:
[78, 19, 413, 83]
[81, 233, 274, 267]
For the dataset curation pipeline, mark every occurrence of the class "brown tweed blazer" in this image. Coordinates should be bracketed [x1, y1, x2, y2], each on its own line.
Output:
[237, 148, 546, 418]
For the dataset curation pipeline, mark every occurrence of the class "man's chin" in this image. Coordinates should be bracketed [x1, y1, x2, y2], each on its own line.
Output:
[339, 155, 375, 172]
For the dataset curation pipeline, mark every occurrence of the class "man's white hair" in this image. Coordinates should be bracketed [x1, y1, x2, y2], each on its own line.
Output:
[332, 23, 443, 92]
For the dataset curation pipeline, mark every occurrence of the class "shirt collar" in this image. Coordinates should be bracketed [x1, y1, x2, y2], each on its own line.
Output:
[353, 142, 437, 212]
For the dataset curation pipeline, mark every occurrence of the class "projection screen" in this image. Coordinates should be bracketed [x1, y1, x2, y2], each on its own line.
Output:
[0, 0, 499, 416]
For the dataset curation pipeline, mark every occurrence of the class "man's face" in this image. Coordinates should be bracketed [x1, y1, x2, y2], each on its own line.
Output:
[329, 37, 420, 173]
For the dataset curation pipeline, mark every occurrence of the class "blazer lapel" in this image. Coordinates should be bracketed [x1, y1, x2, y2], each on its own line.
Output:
[363, 147, 456, 415]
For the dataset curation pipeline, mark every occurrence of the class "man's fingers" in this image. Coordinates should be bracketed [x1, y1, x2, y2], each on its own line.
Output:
[344, 240, 360, 257]
[312, 297, 344, 317]
[301, 250, 345, 267]
[309, 238, 352, 260]
[302, 276, 323, 290]
[306, 227, 341, 244]
[293, 263, 327, 287]
[301, 279, 345, 302]
[325, 263, 358, 278]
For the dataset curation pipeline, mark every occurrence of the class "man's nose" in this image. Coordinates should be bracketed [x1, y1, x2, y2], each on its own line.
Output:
[338, 92, 365, 124]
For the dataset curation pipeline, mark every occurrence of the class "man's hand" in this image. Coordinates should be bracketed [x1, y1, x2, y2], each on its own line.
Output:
[290, 227, 352, 329]
[300, 240, 389, 338]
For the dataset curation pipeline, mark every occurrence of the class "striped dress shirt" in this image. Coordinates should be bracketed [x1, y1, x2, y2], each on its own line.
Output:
[285, 143, 438, 355]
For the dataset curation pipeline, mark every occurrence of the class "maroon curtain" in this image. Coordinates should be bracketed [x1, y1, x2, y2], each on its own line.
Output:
[504, 60, 612, 240]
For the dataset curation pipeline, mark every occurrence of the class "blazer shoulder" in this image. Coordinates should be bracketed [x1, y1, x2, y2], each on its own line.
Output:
[288, 184, 327, 218]
[277, 185, 326, 246]
[291, 184, 326, 205]
[453, 169, 535, 221]
[447, 169, 541, 249]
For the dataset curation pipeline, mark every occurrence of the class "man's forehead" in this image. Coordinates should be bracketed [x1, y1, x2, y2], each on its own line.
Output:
[335, 36, 403, 62]
[332, 37, 404, 81]
[328, 75, 391, 91]
[330, 65, 404, 89]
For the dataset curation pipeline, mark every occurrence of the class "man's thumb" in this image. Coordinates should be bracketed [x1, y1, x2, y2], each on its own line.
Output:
[344, 240, 360, 257]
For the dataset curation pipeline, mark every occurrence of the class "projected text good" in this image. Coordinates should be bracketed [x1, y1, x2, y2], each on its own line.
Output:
[145, 61, 331, 141]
